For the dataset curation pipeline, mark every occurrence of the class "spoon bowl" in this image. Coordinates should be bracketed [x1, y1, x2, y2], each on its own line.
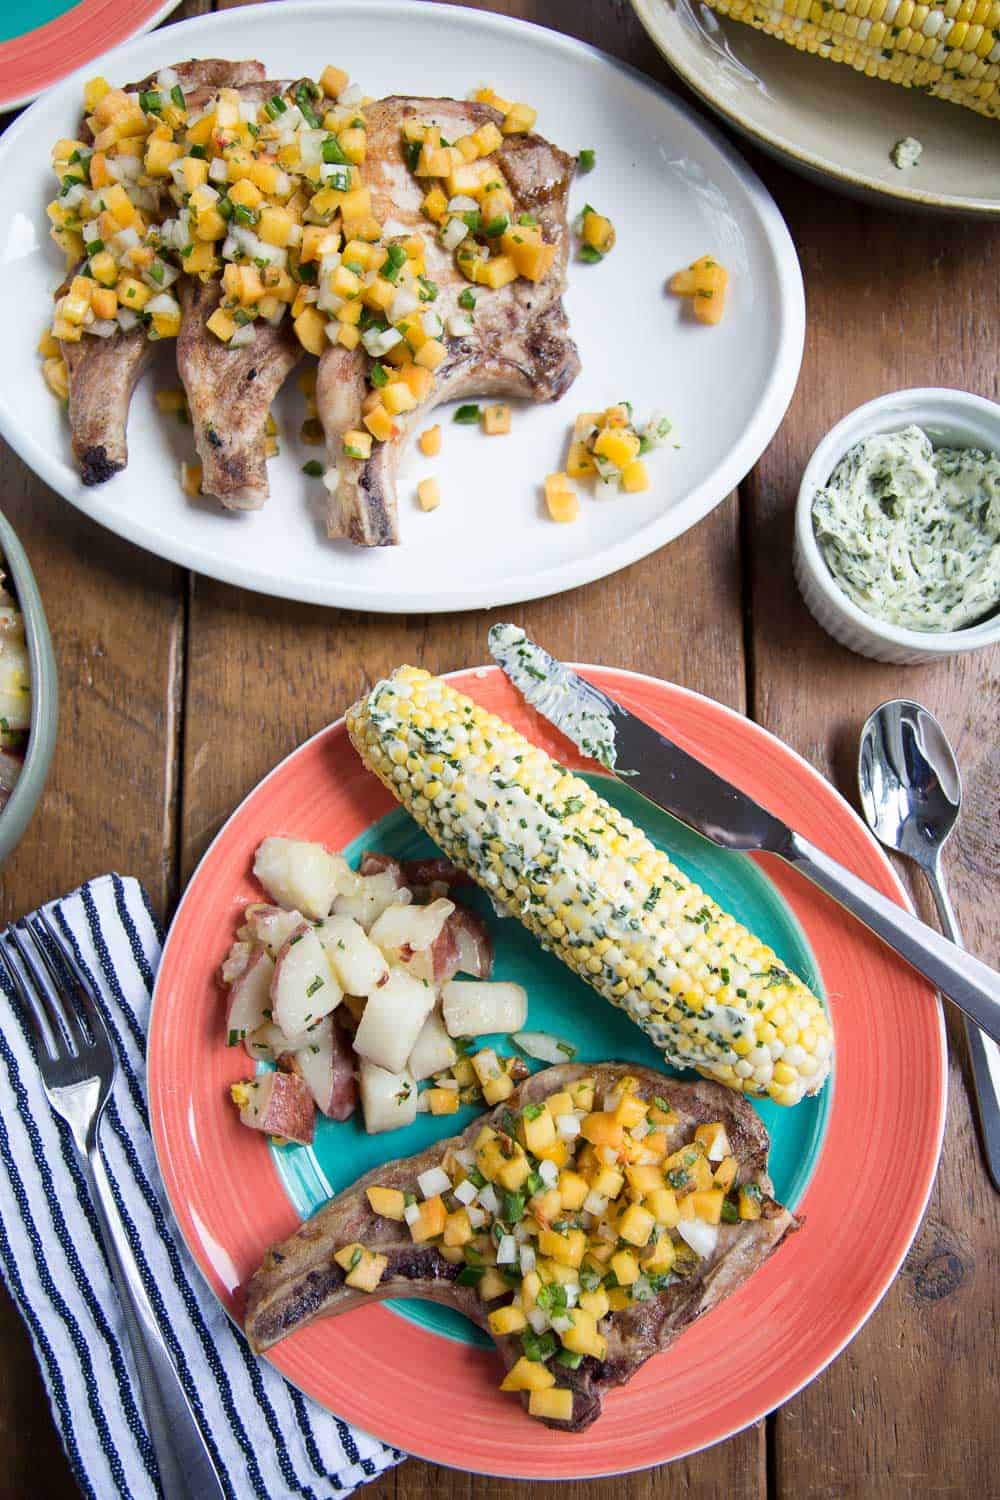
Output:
[858, 699, 962, 872]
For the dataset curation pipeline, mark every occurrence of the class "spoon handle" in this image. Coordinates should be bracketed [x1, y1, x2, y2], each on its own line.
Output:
[783, 833, 1000, 1045]
[924, 859, 1000, 1194]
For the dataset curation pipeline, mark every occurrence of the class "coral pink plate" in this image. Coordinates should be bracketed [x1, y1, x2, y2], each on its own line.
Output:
[0, 0, 181, 114]
[148, 667, 945, 1479]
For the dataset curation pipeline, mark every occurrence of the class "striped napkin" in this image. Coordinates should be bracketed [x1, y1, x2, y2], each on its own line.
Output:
[0, 874, 405, 1500]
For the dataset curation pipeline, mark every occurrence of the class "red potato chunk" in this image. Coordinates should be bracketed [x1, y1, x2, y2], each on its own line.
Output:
[271, 922, 343, 1037]
[232, 1071, 315, 1146]
[225, 947, 275, 1044]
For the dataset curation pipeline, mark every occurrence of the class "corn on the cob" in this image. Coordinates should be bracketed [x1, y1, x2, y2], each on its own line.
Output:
[347, 667, 833, 1106]
[703, 0, 1000, 120]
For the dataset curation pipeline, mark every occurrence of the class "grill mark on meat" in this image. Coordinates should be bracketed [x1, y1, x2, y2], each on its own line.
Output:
[177, 274, 302, 508]
[244, 1063, 798, 1430]
[316, 96, 580, 546]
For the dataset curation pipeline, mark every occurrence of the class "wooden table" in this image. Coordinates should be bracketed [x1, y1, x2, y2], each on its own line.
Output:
[1, 0, 997, 1493]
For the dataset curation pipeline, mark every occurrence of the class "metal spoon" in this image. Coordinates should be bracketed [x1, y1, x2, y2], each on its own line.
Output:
[859, 699, 1000, 1191]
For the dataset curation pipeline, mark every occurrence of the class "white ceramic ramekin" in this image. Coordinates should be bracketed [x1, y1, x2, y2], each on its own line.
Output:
[794, 388, 1000, 665]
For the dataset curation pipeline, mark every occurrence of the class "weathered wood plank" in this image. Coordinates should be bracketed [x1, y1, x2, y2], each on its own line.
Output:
[744, 172, 1000, 1497]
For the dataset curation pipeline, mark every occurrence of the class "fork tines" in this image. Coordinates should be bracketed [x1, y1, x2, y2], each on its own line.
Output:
[0, 915, 111, 1073]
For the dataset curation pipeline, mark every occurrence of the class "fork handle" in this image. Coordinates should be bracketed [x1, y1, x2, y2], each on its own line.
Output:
[85, 1140, 228, 1500]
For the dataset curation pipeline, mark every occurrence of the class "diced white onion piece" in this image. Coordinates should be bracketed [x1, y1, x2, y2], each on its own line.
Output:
[551, 1315, 573, 1334]
[448, 195, 479, 212]
[602, 1089, 622, 1113]
[156, 67, 179, 87]
[478, 1183, 500, 1215]
[538, 1158, 559, 1188]
[453, 1147, 475, 1169]
[117, 308, 139, 331]
[583, 1190, 608, 1217]
[442, 979, 527, 1038]
[454, 1178, 477, 1206]
[228, 325, 255, 348]
[466, 1205, 487, 1228]
[361, 325, 403, 358]
[564, 1283, 580, 1307]
[88, 319, 117, 338]
[209, 157, 228, 183]
[389, 288, 419, 324]
[112, 226, 140, 252]
[527, 1307, 548, 1334]
[707, 1127, 731, 1162]
[556, 1113, 581, 1140]
[404, 1202, 421, 1226]
[421, 310, 443, 338]
[631, 1119, 651, 1140]
[440, 217, 468, 251]
[496, 1234, 516, 1265]
[239, 100, 258, 123]
[445, 311, 474, 338]
[436, 1077, 459, 1090]
[512, 1030, 576, 1065]
[596, 1222, 617, 1244]
[417, 1165, 451, 1199]
[677, 1220, 719, 1259]
[322, 467, 339, 493]
[519, 1244, 536, 1275]
[145, 293, 180, 318]
[340, 83, 364, 104]
[416, 1090, 430, 1112]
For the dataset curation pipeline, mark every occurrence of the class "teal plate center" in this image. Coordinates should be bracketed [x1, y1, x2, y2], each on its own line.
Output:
[0, 1, 83, 45]
[268, 774, 831, 1349]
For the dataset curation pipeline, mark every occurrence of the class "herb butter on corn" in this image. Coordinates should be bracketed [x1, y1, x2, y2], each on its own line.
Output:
[347, 667, 833, 1106]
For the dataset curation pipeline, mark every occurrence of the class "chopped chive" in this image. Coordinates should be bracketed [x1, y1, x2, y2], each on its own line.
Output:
[343, 444, 367, 459]
[217, 197, 234, 221]
[517, 212, 538, 226]
[232, 203, 257, 227]
[577, 148, 596, 173]
[170, 84, 186, 109]
[85, 238, 104, 256]
[305, 975, 325, 997]
[380, 243, 408, 281]
[188, 144, 207, 159]
[461, 210, 481, 233]
[556, 1349, 584, 1369]
[348, 1247, 363, 1269]
[457, 288, 476, 311]
[453, 404, 480, 424]
[294, 83, 321, 127]
[322, 135, 348, 164]
[417, 275, 438, 301]
[226, 1029, 240, 1046]
[484, 215, 509, 237]
[456, 1265, 484, 1287]
[405, 139, 422, 172]
[138, 90, 162, 113]
[302, 459, 324, 477]
[370, 362, 389, 387]
[579, 244, 603, 263]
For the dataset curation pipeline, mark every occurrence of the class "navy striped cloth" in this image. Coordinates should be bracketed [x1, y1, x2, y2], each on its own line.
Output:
[0, 875, 405, 1500]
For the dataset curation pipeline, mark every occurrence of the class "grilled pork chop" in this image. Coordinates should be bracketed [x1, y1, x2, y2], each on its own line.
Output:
[244, 1063, 797, 1430]
[59, 59, 269, 486]
[177, 276, 302, 508]
[316, 96, 581, 546]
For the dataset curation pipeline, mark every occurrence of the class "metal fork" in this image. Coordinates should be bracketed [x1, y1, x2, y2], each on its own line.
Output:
[0, 913, 228, 1500]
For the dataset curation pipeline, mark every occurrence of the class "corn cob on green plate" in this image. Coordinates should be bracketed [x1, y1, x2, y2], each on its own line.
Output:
[632, 0, 1000, 215]
[149, 664, 946, 1478]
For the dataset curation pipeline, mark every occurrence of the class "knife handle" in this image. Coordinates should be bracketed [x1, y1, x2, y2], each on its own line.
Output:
[785, 832, 1000, 1045]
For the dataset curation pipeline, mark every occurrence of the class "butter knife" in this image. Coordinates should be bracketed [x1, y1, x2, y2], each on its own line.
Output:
[488, 625, 1000, 1044]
